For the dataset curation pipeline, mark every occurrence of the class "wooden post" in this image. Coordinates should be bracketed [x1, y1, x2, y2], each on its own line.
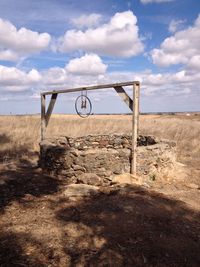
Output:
[41, 94, 46, 141]
[131, 83, 140, 175]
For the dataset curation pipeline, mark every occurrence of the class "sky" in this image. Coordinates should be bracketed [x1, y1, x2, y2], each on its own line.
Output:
[0, 0, 200, 114]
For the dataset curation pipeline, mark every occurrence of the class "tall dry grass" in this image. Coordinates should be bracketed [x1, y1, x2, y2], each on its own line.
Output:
[0, 114, 200, 167]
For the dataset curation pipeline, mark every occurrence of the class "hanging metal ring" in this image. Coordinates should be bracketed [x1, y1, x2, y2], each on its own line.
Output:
[75, 91, 92, 118]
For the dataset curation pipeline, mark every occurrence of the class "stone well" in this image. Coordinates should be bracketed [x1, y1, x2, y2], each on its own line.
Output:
[39, 134, 176, 182]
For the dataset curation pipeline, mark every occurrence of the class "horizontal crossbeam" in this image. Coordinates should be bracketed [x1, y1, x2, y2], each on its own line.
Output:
[41, 81, 140, 96]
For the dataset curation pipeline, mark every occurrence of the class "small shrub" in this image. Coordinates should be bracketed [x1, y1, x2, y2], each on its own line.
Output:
[149, 173, 156, 181]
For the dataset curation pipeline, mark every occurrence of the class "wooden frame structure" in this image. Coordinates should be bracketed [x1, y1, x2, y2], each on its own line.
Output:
[41, 81, 140, 175]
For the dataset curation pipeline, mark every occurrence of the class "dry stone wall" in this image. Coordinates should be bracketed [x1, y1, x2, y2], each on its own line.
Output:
[39, 135, 176, 184]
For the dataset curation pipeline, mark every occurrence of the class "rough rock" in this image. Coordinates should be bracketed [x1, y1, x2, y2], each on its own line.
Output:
[186, 183, 200, 190]
[111, 173, 142, 185]
[77, 173, 102, 186]
[0, 180, 6, 185]
[63, 184, 99, 197]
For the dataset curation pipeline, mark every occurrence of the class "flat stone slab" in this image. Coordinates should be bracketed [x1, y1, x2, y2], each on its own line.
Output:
[77, 173, 102, 186]
[63, 184, 99, 197]
[186, 183, 200, 190]
[111, 173, 143, 185]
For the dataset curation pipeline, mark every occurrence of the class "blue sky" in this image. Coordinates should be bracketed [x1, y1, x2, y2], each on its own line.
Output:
[0, 0, 200, 114]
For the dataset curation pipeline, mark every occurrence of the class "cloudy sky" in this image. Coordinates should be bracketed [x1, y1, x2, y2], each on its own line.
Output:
[0, 0, 200, 114]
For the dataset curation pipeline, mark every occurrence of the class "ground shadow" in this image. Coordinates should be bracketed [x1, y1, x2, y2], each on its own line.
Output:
[1, 160, 200, 266]
[0, 231, 58, 267]
[0, 146, 38, 163]
[0, 134, 10, 144]
[56, 185, 200, 267]
[0, 162, 61, 213]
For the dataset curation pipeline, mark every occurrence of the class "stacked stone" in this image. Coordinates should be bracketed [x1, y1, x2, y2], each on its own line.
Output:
[67, 134, 156, 150]
[39, 134, 176, 182]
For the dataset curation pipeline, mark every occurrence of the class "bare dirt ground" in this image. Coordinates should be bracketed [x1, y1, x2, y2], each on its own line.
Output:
[0, 114, 200, 266]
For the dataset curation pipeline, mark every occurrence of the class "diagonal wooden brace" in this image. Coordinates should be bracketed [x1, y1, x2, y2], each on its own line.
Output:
[114, 86, 133, 111]
[46, 93, 57, 126]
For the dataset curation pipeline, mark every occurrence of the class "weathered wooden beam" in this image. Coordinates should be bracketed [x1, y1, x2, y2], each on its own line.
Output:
[42, 81, 140, 96]
[131, 83, 140, 175]
[41, 94, 46, 141]
[114, 86, 133, 111]
[46, 93, 57, 127]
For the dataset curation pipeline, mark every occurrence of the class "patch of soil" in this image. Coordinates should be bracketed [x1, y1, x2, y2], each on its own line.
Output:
[0, 159, 200, 267]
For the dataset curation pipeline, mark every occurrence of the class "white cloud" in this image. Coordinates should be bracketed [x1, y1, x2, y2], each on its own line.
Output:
[0, 18, 51, 61]
[0, 65, 41, 90]
[41, 67, 106, 89]
[58, 11, 144, 57]
[28, 69, 42, 82]
[168, 19, 185, 33]
[66, 54, 107, 75]
[151, 14, 200, 67]
[0, 49, 19, 61]
[0, 96, 9, 101]
[42, 67, 68, 86]
[140, 0, 174, 4]
[1, 56, 200, 103]
[41, 64, 200, 100]
[187, 55, 200, 71]
[71, 13, 102, 29]
[30, 92, 41, 99]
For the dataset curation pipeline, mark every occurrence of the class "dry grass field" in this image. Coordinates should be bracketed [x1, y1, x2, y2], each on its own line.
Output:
[0, 114, 200, 267]
[0, 113, 200, 167]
